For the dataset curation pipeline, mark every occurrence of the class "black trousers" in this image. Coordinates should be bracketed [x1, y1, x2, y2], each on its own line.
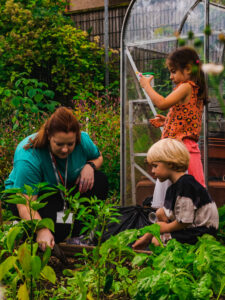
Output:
[9, 170, 108, 243]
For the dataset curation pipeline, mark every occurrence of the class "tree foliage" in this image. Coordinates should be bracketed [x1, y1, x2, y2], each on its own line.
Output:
[0, 0, 116, 105]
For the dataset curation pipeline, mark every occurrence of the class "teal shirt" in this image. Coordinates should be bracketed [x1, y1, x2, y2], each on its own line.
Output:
[5, 131, 100, 193]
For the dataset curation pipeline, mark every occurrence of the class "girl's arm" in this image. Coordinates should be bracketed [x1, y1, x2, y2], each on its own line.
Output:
[157, 220, 189, 233]
[140, 76, 192, 110]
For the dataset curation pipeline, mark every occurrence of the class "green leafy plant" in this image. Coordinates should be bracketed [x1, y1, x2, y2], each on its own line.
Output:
[52, 192, 121, 300]
[0, 0, 118, 105]
[73, 100, 120, 196]
[130, 235, 225, 299]
[0, 183, 57, 299]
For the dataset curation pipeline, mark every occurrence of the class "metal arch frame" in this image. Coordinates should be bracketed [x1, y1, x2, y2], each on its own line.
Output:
[120, 0, 137, 206]
[120, 0, 219, 206]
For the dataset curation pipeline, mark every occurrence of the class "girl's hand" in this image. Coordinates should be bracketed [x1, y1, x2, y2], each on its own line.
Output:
[140, 75, 154, 89]
[76, 164, 94, 193]
[132, 233, 153, 250]
[36, 228, 55, 251]
[149, 114, 166, 128]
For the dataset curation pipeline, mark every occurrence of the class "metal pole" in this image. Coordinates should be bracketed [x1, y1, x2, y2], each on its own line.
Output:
[120, 0, 137, 206]
[120, 34, 126, 206]
[104, 0, 109, 87]
[129, 101, 136, 205]
[204, 0, 209, 189]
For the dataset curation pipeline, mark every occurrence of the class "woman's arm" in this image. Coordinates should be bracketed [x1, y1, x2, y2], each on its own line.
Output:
[140, 76, 191, 110]
[17, 195, 55, 251]
[87, 153, 103, 169]
[76, 153, 103, 193]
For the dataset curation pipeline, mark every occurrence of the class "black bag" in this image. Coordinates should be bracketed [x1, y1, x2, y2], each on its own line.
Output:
[101, 205, 155, 242]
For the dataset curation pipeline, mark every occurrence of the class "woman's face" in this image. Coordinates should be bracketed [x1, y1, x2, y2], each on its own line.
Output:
[49, 131, 76, 159]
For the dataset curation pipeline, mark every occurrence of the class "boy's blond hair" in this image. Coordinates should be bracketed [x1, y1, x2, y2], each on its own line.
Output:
[147, 138, 190, 171]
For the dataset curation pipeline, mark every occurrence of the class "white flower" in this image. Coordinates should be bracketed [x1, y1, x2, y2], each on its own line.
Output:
[202, 63, 224, 75]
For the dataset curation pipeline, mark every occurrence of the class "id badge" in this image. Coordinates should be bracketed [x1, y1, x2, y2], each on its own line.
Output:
[56, 211, 73, 224]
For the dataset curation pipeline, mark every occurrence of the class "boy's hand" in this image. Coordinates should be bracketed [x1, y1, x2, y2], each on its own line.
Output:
[149, 114, 166, 128]
[132, 233, 153, 250]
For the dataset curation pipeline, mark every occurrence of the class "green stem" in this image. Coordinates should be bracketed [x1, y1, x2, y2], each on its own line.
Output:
[28, 196, 33, 300]
[216, 281, 225, 300]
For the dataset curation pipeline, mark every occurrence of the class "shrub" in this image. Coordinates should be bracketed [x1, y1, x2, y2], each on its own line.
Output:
[74, 99, 120, 195]
[0, 0, 118, 105]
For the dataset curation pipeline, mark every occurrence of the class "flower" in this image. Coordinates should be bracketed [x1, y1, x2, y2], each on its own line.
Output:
[218, 33, 225, 43]
[201, 63, 224, 75]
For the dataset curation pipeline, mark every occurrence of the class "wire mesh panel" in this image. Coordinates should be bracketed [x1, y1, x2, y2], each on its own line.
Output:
[71, 6, 128, 49]
[121, 0, 225, 206]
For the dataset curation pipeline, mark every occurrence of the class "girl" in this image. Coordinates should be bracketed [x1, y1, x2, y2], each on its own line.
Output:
[139, 46, 206, 208]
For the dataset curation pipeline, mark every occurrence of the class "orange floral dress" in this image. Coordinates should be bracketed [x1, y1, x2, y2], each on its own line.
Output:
[162, 81, 203, 142]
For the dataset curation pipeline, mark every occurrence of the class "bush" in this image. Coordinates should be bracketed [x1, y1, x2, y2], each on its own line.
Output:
[0, 0, 119, 105]
[74, 99, 120, 195]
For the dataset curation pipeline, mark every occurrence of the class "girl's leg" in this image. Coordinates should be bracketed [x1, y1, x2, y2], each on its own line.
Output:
[182, 139, 206, 187]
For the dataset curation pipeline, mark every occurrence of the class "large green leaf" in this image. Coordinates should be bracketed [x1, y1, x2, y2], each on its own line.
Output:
[18, 243, 31, 275]
[0, 256, 17, 280]
[36, 218, 55, 232]
[27, 88, 36, 98]
[5, 197, 27, 205]
[34, 93, 43, 102]
[7, 226, 23, 252]
[31, 256, 42, 279]
[30, 201, 47, 211]
[37, 191, 57, 202]
[18, 282, 29, 300]
[11, 96, 21, 107]
[2, 188, 22, 194]
[23, 184, 35, 195]
[41, 265, 56, 284]
[42, 246, 52, 269]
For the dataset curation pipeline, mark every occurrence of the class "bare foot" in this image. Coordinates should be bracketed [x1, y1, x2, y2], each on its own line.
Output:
[132, 233, 153, 250]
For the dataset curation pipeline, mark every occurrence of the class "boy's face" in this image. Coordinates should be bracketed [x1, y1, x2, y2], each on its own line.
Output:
[151, 162, 172, 182]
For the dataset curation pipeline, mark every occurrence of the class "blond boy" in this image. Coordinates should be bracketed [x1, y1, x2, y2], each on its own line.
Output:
[133, 139, 219, 250]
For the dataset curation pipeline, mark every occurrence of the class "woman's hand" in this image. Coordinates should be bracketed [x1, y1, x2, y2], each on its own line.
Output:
[149, 114, 166, 128]
[132, 233, 153, 250]
[76, 164, 94, 193]
[139, 75, 154, 89]
[36, 228, 55, 251]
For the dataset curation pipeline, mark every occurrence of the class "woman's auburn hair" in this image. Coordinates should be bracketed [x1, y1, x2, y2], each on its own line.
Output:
[24, 107, 81, 150]
[147, 138, 190, 172]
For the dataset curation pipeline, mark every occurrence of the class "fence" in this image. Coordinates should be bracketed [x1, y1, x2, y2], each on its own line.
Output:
[70, 6, 128, 50]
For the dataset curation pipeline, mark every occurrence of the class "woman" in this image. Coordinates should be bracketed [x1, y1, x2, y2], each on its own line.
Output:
[5, 107, 108, 250]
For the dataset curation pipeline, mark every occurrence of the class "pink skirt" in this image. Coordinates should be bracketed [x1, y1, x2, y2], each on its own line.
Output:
[182, 138, 206, 187]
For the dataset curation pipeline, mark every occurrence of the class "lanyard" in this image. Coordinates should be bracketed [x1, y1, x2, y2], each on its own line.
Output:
[49, 151, 68, 210]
